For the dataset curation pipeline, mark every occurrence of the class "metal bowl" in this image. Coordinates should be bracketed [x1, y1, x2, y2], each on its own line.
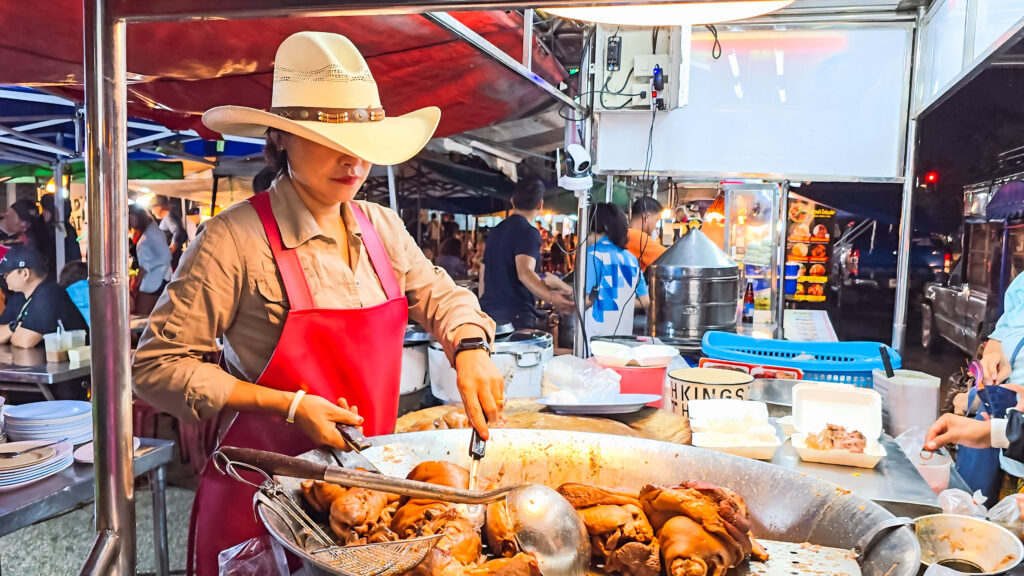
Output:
[257, 429, 921, 576]
[915, 514, 1023, 574]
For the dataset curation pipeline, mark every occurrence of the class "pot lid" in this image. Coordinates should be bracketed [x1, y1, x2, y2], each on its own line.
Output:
[649, 225, 737, 272]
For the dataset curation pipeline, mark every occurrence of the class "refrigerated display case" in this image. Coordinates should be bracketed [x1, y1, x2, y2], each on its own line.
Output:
[722, 183, 786, 333]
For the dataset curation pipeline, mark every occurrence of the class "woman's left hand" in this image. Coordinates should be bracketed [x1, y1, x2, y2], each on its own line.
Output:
[455, 349, 505, 441]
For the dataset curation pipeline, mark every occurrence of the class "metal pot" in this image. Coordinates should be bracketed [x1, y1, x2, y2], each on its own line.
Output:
[647, 225, 740, 346]
[256, 429, 921, 576]
[401, 325, 431, 396]
[428, 330, 554, 402]
[914, 514, 1023, 574]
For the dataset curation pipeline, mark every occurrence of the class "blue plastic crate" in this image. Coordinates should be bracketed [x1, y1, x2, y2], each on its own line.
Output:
[701, 331, 901, 388]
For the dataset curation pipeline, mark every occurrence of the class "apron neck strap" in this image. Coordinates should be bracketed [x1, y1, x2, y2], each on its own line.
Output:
[248, 193, 316, 311]
[349, 203, 401, 300]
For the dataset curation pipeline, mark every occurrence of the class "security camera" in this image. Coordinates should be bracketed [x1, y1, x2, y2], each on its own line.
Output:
[565, 144, 592, 176]
[557, 144, 593, 192]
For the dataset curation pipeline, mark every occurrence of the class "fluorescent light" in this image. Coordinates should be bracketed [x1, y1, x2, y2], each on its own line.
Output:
[734, 83, 744, 99]
[728, 52, 740, 77]
[778, 88, 786, 103]
[775, 49, 784, 76]
[543, 1, 793, 26]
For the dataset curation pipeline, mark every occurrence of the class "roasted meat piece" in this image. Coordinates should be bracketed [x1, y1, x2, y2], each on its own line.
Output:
[806, 424, 867, 453]
[640, 482, 767, 576]
[485, 498, 519, 558]
[392, 461, 470, 538]
[300, 480, 391, 544]
[557, 483, 658, 576]
[466, 553, 542, 576]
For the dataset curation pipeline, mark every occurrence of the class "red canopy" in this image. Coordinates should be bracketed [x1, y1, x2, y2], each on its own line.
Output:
[0, 2, 565, 139]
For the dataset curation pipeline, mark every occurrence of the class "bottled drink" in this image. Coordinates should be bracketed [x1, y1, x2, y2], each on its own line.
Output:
[742, 283, 755, 323]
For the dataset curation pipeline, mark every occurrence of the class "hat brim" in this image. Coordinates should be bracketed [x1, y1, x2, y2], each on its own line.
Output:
[202, 105, 440, 166]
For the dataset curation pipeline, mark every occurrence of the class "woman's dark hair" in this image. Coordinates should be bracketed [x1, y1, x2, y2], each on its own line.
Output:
[440, 237, 462, 257]
[9, 198, 49, 248]
[591, 203, 629, 250]
[128, 205, 153, 230]
[264, 129, 289, 176]
[59, 260, 88, 288]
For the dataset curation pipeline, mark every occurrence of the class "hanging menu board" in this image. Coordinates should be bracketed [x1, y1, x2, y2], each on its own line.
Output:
[785, 201, 835, 304]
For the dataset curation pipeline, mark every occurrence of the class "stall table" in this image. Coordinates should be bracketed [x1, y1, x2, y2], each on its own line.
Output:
[0, 438, 174, 576]
[0, 344, 90, 401]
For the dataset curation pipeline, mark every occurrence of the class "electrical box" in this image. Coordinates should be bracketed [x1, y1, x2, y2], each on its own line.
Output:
[593, 24, 691, 113]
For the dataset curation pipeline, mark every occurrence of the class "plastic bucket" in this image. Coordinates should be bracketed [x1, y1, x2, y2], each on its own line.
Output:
[606, 365, 667, 407]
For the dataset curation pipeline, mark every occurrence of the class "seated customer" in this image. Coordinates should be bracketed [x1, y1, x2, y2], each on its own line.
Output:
[59, 260, 90, 328]
[436, 237, 468, 279]
[0, 244, 88, 348]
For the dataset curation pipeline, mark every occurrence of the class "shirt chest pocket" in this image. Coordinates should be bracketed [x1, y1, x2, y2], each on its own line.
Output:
[253, 275, 288, 327]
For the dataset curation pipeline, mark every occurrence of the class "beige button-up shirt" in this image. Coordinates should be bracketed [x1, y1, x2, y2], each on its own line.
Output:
[132, 176, 494, 423]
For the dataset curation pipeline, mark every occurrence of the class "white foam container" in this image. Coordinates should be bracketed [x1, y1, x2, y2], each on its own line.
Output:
[590, 341, 679, 368]
[791, 382, 886, 469]
[688, 399, 782, 461]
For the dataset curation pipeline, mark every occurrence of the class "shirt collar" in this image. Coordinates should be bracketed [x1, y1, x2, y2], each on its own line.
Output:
[268, 174, 362, 249]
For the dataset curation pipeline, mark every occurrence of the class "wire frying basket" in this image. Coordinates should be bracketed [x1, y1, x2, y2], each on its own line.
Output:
[214, 450, 442, 576]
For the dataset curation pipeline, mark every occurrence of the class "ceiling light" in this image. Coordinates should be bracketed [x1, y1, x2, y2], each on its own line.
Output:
[543, 1, 794, 26]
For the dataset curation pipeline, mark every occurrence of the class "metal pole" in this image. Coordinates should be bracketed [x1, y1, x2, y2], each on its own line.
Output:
[606, 175, 613, 203]
[892, 6, 926, 353]
[78, 530, 120, 576]
[54, 137, 67, 274]
[774, 181, 789, 339]
[150, 466, 170, 576]
[83, 1, 135, 575]
[522, 9, 534, 70]
[423, 13, 584, 113]
[572, 30, 594, 358]
[387, 165, 399, 212]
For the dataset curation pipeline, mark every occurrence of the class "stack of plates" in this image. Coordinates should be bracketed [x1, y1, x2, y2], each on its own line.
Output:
[4, 401, 93, 445]
[0, 440, 74, 491]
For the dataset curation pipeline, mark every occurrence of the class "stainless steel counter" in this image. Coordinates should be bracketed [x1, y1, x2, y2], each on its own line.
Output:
[0, 344, 91, 400]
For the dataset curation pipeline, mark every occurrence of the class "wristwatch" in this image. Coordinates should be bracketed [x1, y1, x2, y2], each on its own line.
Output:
[454, 337, 491, 359]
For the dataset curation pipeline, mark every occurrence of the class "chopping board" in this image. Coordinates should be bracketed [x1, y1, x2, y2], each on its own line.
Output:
[396, 399, 691, 445]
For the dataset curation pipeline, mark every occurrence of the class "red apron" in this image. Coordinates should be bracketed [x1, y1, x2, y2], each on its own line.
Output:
[187, 193, 407, 575]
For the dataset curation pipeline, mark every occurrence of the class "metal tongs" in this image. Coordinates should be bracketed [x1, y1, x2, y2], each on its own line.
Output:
[215, 445, 520, 504]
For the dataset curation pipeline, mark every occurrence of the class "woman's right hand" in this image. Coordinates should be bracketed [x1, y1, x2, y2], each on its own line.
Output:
[981, 339, 1012, 386]
[291, 393, 363, 449]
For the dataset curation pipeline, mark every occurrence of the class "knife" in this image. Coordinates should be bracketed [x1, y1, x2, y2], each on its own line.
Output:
[329, 424, 382, 474]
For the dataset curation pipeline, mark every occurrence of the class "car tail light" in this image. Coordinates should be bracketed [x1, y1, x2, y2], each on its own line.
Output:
[943, 252, 951, 274]
[850, 250, 860, 276]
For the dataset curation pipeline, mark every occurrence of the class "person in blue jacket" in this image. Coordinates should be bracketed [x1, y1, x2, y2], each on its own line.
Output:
[58, 260, 89, 328]
[927, 272, 1024, 468]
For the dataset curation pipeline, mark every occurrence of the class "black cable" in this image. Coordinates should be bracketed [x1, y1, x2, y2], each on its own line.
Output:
[706, 25, 722, 60]
[600, 66, 639, 111]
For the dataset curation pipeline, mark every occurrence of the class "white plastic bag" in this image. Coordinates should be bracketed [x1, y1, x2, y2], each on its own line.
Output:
[217, 535, 289, 576]
[541, 355, 621, 402]
[937, 489, 988, 517]
[987, 494, 1024, 538]
[894, 426, 927, 458]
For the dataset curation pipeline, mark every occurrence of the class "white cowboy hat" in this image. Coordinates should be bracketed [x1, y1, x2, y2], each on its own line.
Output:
[203, 31, 440, 166]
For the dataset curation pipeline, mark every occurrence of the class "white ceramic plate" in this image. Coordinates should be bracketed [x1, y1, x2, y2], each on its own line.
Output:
[4, 401, 91, 424]
[0, 457, 73, 491]
[0, 440, 73, 486]
[536, 394, 662, 415]
[73, 437, 141, 464]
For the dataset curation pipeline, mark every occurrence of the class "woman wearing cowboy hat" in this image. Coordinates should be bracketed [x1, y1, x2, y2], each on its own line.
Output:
[132, 32, 505, 575]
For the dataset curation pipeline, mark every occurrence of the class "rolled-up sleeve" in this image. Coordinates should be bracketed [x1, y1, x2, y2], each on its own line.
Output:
[132, 217, 243, 423]
[372, 208, 494, 362]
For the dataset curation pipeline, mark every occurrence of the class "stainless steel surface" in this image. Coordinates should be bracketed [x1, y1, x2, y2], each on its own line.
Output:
[423, 13, 583, 113]
[504, 483, 589, 576]
[748, 378, 797, 409]
[0, 439, 172, 572]
[774, 182, 788, 339]
[770, 435, 943, 518]
[0, 344, 92, 385]
[320, 466, 517, 504]
[78, 529, 120, 576]
[260, 429, 920, 576]
[84, 0, 135, 572]
[521, 9, 533, 69]
[572, 29, 593, 358]
[54, 147, 66, 274]
[892, 6, 926, 354]
[915, 514, 1023, 575]
[647, 225, 741, 343]
[748, 540, 861, 576]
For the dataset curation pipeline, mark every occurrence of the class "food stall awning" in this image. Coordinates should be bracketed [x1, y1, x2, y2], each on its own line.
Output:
[988, 180, 1024, 221]
[0, 159, 184, 181]
[0, 3, 566, 140]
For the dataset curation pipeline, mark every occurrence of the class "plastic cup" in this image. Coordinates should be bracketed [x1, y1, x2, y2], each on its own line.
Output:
[68, 330, 87, 348]
[43, 333, 68, 363]
[912, 451, 951, 494]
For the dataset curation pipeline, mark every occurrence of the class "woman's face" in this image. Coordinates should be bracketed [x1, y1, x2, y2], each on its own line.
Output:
[0, 208, 26, 236]
[281, 134, 372, 205]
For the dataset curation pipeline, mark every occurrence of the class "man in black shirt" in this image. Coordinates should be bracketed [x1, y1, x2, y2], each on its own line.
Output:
[479, 179, 574, 329]
[0, 244, 88, 348]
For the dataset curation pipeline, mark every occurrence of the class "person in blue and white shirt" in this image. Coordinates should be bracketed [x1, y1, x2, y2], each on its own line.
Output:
[583, 203, 650, 339]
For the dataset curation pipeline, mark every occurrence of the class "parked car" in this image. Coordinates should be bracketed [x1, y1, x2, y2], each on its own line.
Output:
[831, 220, 948, 314]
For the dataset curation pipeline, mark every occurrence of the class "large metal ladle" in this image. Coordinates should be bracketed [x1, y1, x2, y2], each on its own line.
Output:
[216, 446, 590, 576]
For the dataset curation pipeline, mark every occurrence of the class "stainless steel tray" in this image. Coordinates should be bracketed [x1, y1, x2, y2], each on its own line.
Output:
[258, 429, 920, 576]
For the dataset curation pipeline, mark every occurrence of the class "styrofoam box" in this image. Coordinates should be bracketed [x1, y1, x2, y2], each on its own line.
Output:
[791, 382, 886, 469]
[688, 399, 782, 461]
